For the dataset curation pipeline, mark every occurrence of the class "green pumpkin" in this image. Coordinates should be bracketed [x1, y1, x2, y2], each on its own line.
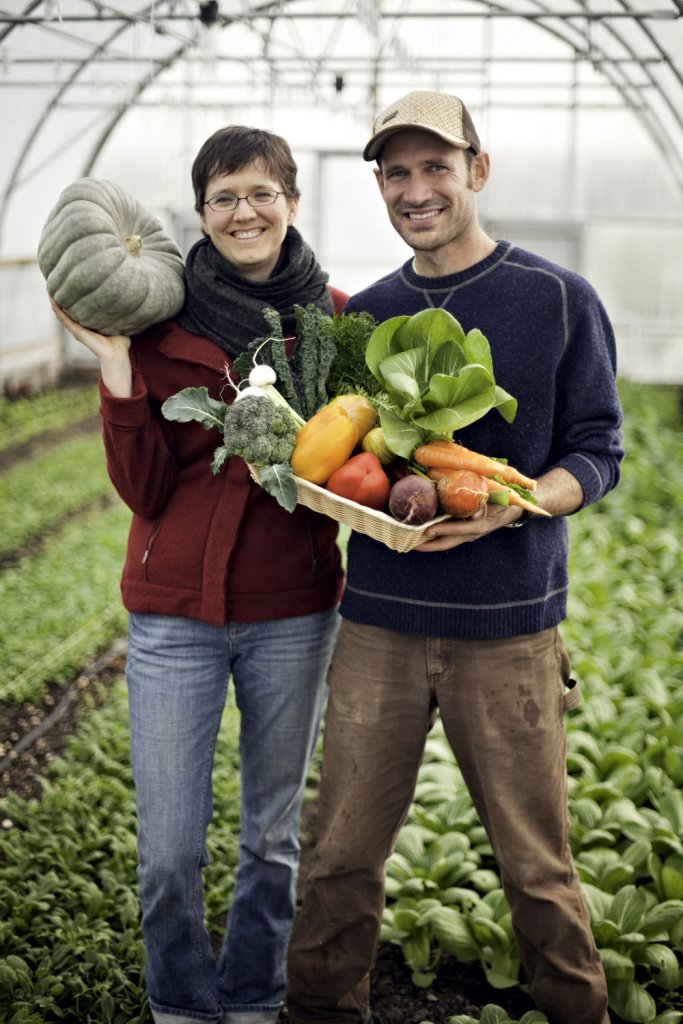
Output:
[37, 177, 185, 336]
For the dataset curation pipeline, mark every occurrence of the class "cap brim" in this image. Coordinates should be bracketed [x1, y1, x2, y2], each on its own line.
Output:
[363, 124, 473, 161]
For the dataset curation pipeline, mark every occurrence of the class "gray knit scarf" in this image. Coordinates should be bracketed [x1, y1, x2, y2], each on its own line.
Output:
[176, 226, 334, 357]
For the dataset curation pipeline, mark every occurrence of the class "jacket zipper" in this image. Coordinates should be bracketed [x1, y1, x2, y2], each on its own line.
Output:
[141, 517, 164, 572]
[308, 520, 320, 574]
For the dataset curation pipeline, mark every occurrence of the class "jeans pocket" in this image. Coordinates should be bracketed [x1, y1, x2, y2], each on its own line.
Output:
[563, 677, 582, 712]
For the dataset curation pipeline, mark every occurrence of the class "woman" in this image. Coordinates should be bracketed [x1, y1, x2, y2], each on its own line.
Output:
[51, 125, 346, 1024]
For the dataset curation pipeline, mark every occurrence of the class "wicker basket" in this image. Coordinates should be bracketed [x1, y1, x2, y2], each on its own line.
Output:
[249, 466, 449, 553]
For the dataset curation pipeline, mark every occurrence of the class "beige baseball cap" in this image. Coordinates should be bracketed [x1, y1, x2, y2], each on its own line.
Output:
[363, 90, 481, 161]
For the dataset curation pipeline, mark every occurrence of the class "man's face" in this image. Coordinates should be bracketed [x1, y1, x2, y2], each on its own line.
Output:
[374, 129, 487, 270]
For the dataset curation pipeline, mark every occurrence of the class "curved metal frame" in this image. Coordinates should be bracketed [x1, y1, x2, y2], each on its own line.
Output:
[1, 0, 681, 246]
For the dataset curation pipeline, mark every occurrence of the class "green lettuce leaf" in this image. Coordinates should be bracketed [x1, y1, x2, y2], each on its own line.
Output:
[378, 407, 423, 459]
[363, 309, 517, 456]
[492, 385, 518, 423]
[365, 315, 411, 379]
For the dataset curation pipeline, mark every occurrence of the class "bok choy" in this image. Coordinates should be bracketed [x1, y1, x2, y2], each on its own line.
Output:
[365, 308, 518, 458]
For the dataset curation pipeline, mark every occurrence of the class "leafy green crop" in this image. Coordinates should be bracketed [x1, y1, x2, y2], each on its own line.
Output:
[439, 1008, 549, 1024]
[322, 310, 380, 398]
[0, 502, 129, 702]
[364, 309, 517, 458]
[0, 385, 100, 451]
[390, 381, 683, 1021]
[232, 304, 338, 419]
[0, 433, 113, 558]
[0, 680, 242, 1024]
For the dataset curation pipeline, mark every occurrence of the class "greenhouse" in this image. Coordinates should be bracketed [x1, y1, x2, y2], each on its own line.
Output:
[1, 0, 682, 389]
[1, 4, 683, 1024]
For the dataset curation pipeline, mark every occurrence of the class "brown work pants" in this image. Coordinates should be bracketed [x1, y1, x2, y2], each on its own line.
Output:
[287, 620, 610, 1024]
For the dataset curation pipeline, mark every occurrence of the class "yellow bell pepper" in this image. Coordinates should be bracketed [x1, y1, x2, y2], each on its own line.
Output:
[290, 405, 359, 484]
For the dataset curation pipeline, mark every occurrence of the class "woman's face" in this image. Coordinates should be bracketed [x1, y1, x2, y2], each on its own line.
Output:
[200, 160, 298, 281]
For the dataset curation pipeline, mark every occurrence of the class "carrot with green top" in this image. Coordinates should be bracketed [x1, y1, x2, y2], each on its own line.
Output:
[427, 467, 550, 517]
[483, 476, 550, 516]
[414, 439, 538, 492]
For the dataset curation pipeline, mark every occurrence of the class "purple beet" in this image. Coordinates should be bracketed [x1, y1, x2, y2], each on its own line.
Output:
[388, 476, 439, 525]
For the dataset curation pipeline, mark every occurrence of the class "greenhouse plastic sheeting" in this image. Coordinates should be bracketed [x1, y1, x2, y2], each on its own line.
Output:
[1, 0, 682, 391]
[1, 0, 683, 256]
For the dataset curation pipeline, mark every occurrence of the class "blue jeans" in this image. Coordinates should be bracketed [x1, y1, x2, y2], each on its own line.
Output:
[126, 608, 340, 1024]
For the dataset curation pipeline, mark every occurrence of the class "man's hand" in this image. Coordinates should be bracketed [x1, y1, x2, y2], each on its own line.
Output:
[415, 503, 522, 551]
[414, 467, 584, 552]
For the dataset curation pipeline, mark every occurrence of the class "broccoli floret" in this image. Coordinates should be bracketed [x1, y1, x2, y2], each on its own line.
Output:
[221, 394, 299, 466]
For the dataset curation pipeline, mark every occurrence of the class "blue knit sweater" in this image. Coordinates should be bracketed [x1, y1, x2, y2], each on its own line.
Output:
[342, 240, 624, 639]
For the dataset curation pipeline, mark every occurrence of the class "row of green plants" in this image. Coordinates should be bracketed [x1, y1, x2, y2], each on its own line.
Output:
[391, 726, 683, 1023]
[389, 382, 683, 1024]
[0, 384, 100, 452]
[0, 380, 681, 1023]
[0, 386, 276, 1022]
[0, 683, 242, 1023]
[0, 432, 116, 559]
[0, 500, 129, 702]
[0, 384, 129, 702]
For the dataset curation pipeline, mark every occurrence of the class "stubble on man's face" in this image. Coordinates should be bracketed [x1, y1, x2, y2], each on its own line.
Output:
[376, 131, 480, 270]
[389, 167, 475, 256]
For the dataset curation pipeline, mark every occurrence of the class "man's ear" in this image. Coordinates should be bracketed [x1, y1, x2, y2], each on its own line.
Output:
[470, 152, 490, 193]
[373, 165, 385, 197]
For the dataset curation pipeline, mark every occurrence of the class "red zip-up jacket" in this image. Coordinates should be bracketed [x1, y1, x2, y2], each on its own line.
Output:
[98, 288, 346, 626]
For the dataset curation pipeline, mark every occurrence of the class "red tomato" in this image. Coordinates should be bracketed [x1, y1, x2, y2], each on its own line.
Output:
[326, 452, 391, 511]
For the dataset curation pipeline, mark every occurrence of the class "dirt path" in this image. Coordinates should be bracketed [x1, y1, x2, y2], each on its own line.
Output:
[0, 640, 126, 802]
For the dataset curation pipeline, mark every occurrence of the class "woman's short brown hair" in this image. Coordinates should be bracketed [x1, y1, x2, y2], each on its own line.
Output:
[191, 125, 301, 212]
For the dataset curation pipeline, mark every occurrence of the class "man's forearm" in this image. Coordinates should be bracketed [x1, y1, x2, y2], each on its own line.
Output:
[532, 467, 584, 518]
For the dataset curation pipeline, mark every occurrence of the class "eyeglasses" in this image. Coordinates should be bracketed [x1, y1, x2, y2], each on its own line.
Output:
[203, 189, 285, 212]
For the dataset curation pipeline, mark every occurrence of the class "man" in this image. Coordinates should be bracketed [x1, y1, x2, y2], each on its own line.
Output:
[287, 91, 622, 1024]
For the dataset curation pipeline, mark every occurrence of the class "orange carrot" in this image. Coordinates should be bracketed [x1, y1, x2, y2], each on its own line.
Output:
[428, 466, 550, 517]
[414, 439, 537, 492]
[484, 477, 551, 516]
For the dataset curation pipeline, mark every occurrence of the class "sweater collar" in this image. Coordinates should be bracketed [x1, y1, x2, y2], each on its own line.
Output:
[403, 239, 512, 290]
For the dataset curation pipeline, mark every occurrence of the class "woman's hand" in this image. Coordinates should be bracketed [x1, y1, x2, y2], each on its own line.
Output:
[49, 297, 133, 397]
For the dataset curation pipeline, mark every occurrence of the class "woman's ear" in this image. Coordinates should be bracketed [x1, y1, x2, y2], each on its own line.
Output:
[287, 197, 299, 224]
